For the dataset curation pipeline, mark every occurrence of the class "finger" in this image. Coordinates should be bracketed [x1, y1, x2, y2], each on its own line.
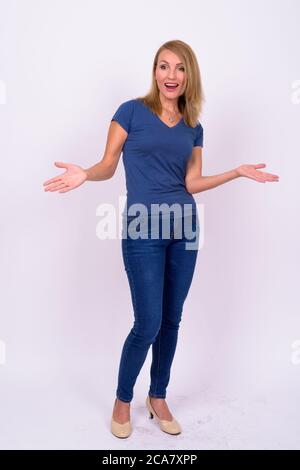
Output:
[48, 182, 67, 192]
[255, 170, 279, 181]
[59, 186, 71, 193]
[254, 175, 266, 182]
[263, 174, 279, 181]
[261, 175, 279, 182]
[45, 181, 65, 191]
[254, 163, 266, 169]
[268, 175, 279, 181]
[54, 161, 69, 168]
[43, 177, 62, 186]
[262, 172, 279, 179]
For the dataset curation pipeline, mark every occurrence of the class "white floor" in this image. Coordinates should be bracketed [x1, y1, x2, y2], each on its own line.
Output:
[0, 363, 299, 450]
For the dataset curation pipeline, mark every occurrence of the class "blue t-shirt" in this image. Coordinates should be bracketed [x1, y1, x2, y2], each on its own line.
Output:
[111, 98, 203, 218]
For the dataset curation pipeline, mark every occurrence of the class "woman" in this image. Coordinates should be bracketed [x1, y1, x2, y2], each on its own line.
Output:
[43, 40, 279, 439]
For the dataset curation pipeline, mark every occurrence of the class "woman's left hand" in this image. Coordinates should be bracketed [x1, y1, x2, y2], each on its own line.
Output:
[235, 163, 279, 183]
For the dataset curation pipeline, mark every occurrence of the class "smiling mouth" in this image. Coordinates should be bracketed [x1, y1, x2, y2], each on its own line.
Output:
[164, 83, 179, 89]
[164, 84, 179, 93]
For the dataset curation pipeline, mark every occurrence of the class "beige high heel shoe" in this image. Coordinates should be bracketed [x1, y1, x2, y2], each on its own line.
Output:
[146, 395, 182, 435]
[110, 398, 132, 438]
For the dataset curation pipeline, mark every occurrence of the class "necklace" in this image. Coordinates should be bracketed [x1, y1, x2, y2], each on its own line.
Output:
[161, 107, 180, 123]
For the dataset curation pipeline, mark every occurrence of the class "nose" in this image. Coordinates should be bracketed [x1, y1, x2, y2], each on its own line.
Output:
[165, 68, 177, 78]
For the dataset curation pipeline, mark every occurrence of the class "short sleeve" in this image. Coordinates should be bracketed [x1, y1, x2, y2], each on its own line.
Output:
[111, 99, 134, 133]
[194, 122, 204, 147]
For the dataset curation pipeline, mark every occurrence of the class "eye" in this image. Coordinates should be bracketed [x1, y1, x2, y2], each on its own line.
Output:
[159, 65, 185, 72]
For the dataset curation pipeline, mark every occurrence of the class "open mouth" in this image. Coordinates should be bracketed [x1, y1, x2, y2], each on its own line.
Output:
[164, 83, 179, 91]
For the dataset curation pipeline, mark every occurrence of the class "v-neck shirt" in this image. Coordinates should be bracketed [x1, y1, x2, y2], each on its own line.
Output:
[111, 98, 204, 218]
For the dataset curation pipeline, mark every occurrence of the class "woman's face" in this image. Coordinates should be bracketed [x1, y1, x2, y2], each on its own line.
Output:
[155, 50, 186, 102]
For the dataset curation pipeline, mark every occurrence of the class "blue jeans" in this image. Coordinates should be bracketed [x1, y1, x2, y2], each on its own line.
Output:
[116, 212, 199, 403]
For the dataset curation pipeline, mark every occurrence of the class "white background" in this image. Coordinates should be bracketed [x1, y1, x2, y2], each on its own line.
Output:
[0, 0, 299, 450]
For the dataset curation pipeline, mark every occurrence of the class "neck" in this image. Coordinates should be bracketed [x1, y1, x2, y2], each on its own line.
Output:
[159, 92, 179, 113]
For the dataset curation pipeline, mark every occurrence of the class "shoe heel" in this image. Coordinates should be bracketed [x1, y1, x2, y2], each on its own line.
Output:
[145, 395, 182, 435]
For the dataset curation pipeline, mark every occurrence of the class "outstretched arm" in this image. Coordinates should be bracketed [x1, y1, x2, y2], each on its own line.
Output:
[185, 147, 279, 194]
[43, 120, 128, 193]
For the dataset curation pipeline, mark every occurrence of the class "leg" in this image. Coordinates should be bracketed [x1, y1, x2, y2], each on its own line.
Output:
[149, 214, 199, 399]
[116, 232, 168, 403]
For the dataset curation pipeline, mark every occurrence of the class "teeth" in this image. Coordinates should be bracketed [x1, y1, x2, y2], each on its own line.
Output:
[165, 83, 178, 87]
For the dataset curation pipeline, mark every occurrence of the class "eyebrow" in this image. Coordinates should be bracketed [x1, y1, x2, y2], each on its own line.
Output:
[159, 60, 184, 65]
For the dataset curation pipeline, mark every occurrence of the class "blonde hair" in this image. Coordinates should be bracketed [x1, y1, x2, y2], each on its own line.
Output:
[136, 39, 205, 128]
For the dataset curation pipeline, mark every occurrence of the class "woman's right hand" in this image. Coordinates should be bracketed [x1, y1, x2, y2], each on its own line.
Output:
[43, 162, 88, 193]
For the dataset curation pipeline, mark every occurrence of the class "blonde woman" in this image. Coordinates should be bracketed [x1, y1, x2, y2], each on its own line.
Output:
[43, 40, 279, 439]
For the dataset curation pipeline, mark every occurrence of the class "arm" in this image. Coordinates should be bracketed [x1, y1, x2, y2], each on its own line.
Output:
[185, 146, 238, 194]
[43, 120, 128, 193]
[185, 146, 279, 194]
[84, 121, 128, 181]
